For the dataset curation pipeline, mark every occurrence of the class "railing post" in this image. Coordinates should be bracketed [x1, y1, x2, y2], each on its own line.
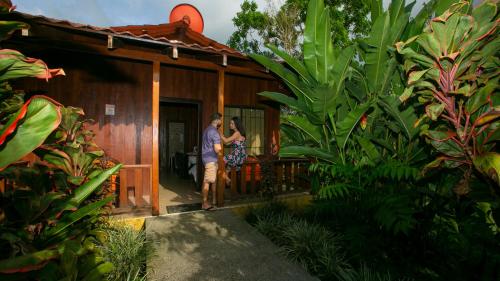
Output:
[230, 167, 237, 198]
[250, 163, 256, 194]
[285, 162, 292, 191]
[276, 162, 284, 193]
[240, 164, 247, 194]
[135, 168, 143, 207]
[119, 169, 128, 208]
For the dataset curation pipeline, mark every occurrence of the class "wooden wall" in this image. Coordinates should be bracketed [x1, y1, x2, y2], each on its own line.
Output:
[224, 73, 282, 156]
[14, 50, 282, 166]
[16, 50, 153, 165]
[159, 64, 218, 127]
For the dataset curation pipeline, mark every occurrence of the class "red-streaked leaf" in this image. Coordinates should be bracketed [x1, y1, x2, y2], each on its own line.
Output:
[425, 102, 446, 121]
[0, 0, 14, 13]
[0, 49, 65, 81]
[0, 97, 29, 145]
[0, 250, 59, 273]
[0, 96, 62, 170]
[475, 110, 500, 127]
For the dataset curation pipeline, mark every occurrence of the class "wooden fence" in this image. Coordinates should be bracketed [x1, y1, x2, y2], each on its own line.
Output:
[115, 164, 152, 208]
[227, 158, 310, 200]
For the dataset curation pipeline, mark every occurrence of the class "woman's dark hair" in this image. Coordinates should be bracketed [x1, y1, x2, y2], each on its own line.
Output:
[231, 116, 246, 137]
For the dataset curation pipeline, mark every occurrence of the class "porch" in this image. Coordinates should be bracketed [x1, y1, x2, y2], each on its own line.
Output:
[111, 158, 311, 216]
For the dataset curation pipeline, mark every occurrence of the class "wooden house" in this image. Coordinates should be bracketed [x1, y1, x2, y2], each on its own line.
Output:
[4, 10, 308, 216]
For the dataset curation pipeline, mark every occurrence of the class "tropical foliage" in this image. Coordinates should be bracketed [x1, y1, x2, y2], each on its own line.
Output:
[0, 1, 121, 279]
[397, 0, 499, 188]
[249, 0, 500, 280]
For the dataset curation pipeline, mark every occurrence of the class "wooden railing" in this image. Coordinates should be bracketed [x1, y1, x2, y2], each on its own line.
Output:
[116, 164, 152, 208]
[227, 158, 310, 200]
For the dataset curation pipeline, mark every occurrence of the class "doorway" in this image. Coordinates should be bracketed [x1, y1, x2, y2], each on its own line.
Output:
[159, 100, 201, 214]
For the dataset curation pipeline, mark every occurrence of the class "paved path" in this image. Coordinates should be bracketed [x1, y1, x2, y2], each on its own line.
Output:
[146, 209, 318, 281]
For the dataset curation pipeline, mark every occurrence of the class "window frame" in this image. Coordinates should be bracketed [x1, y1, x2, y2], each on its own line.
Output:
[223, 105, 266, 156]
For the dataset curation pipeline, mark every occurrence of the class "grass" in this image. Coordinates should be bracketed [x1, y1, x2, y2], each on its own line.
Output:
[99, 224, 153, 281]
[246, 202, 413, 281]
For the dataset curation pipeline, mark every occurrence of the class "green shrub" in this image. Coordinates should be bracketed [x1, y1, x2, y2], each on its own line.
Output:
[99, 225, 152, 281]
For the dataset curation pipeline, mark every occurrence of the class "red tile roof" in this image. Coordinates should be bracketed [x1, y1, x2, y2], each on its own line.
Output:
[110, 19, 242, 57]
[11, 12, 246, 58]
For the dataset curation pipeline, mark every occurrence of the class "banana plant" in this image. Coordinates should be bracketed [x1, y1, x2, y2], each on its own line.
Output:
[250, 0, 366, 165]
[396, 0, 499, 187]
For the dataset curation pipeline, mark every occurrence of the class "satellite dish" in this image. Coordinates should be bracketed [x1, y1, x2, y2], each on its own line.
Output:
[169, 4, 204, 33]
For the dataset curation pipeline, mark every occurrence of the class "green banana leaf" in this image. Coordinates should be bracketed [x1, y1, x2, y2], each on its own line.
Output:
[303, 0, 325, 81]
[279, 145, 337, 163]
[283, 115, 323, 146]
[357, 136, 381, 163]
[258, 91, 300, 111]
[378, 96, 419, 140]
[249, 53, 312, 102]
[0, 96, 61, 170]
[265, 44, 314, 85]
[336, 103, 371, 151]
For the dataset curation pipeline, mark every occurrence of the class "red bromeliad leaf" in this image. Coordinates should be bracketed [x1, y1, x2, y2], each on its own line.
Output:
[0, 49, 65, 82]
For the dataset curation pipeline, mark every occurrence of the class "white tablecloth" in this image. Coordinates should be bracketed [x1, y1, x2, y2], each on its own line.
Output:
[188, 155, 197, 183]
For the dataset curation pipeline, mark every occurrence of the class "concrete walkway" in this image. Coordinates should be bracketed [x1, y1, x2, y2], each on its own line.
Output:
[146, 209, 319, 281]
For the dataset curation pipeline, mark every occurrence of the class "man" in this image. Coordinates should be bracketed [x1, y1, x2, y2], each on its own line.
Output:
[201, 112, 222, 210]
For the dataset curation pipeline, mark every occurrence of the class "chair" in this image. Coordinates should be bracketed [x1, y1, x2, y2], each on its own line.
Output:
[175, 152, 189, 179]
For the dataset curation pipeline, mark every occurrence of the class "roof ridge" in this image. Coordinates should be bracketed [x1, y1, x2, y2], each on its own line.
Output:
[11, 11, 245, 58]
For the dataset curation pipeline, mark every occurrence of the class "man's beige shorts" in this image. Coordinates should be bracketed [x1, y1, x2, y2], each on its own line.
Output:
[203, 162, 218, 183]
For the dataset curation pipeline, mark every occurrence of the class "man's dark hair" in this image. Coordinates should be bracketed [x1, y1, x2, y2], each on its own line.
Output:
[210, 112, 222, 122]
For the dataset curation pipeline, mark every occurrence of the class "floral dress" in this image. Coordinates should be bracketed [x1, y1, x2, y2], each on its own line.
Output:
[224, 139, 247, 171]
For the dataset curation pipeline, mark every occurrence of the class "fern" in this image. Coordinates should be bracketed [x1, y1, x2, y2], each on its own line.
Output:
[371, 161, 420, 182]
[319, 183, 360, 199]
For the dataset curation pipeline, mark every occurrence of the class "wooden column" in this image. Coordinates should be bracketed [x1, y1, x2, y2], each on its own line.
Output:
[216, 70, 225, 207]
[152, 61, 160, 215]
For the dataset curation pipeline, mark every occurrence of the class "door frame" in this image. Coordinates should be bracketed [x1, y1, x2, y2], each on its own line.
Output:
[159, 97, 203, 188]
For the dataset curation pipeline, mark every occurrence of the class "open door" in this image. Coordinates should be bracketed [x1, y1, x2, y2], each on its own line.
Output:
[159, 100, 202, 214]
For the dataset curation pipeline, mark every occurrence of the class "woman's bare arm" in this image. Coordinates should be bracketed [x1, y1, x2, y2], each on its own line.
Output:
[220, 131, 240, 145]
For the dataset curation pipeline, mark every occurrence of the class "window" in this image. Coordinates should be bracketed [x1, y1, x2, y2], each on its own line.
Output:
[224, 106, 265, 156]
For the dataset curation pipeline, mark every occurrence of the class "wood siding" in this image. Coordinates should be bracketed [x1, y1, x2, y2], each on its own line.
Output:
[16, 50, 153, 166]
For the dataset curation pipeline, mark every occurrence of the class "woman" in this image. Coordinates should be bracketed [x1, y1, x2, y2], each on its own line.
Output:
[220, 116, 247, 185]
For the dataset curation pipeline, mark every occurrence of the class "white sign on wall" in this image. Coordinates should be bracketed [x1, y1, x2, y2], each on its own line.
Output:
[105, 104, 115, 116]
